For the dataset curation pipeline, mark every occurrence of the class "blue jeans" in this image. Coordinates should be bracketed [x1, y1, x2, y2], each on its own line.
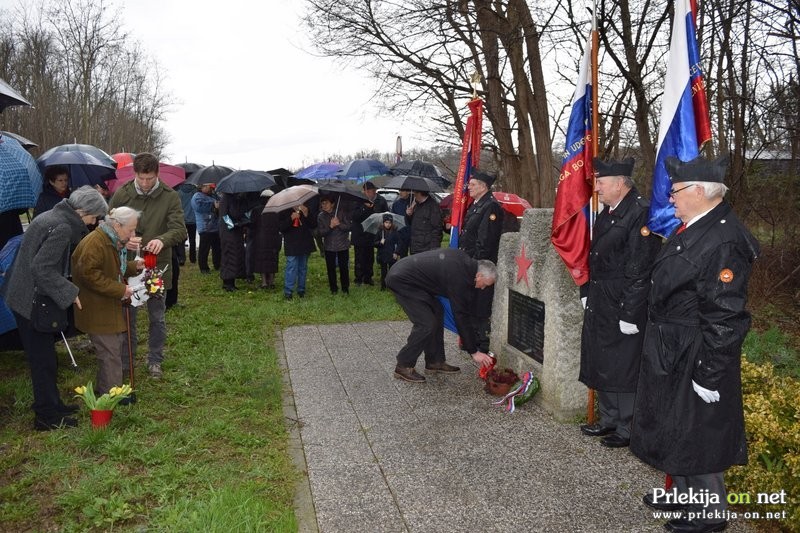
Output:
[284, 254, 309, 296]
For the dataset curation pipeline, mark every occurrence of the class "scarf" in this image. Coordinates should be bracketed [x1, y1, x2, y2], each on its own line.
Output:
[100, 223, 128, 277]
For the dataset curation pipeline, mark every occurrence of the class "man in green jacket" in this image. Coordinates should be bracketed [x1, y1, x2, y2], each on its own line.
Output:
[109, 153, 186, 379]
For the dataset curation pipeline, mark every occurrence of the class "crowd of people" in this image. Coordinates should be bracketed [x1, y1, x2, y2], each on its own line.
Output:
[1, 150, 759, 533]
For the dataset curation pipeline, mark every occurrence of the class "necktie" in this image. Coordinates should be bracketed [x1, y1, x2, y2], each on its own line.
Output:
[676, 223, 686, 234]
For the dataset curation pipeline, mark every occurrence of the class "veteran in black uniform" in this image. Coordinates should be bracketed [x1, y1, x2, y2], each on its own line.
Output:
[459, 171, 504, 352]
[386, 248, 496, 383]
[578, 158, 661, 448]
[632, 155, 759, 533]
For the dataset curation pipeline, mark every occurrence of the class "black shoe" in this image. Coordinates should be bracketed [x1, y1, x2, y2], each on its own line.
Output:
[600, 433, 630, 448]
[34, 416, 78, 431]
[394, 366, 426, 383]
[118, 393, 137, 406]
[223, 284, 237, 292]
[425, 362, 460, 373]
[298, 292, 305, 298]
[664, 518, 727, 532]
[580, 423, 616, 437]
[284, 294, 293, 300]
[643, 492, 688, 512]
[200, 269, 211, 275]
[58, 403, 80, 415]
[364, 280, 374, 286]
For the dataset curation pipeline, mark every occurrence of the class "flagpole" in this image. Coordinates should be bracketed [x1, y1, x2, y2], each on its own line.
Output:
[587, 0, 599, 426]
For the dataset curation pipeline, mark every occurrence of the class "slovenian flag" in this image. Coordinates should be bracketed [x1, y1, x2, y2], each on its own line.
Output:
[648, 0, 712, 237]
[449, 98, 483, 249]
[551, 35, 593, 287]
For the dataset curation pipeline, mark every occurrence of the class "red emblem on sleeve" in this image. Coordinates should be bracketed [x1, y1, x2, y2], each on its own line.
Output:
[719, 269, 734, 283]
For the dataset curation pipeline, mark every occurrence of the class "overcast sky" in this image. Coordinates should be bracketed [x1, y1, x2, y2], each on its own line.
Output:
[4, 0, 429, 171]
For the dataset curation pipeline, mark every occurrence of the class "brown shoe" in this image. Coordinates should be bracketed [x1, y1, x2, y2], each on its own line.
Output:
[394, 366, 426, 382]
[425, 362, 460, 373]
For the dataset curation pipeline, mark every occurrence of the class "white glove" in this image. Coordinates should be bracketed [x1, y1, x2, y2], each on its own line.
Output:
[692, 380, 720, 403]
[619, 320, 639, 335]
[581, 297, 587, 309]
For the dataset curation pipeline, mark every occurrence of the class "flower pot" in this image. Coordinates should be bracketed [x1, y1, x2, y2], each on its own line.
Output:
[90, 409, 113, 429]
[485, 378, 515, 396]
[484, 368, 520, 396]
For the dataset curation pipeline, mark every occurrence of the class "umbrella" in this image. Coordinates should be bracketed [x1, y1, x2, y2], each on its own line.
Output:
[493, 191, 531, 217]
[111, 152, 136, 169]
[335, 159, 390, 182]
[1, 131, 37, 149]
[216, 170, 276, 194]
[36, 143, 117, 188]
[0, 77, 32, 113]
[296, 162, 342, 180]
[391, 159, 445, 180]
[186, 164, 234, 186]
[361, 211, 406, 234]
[316, 178, 368, 200]
[176, 162, 205, 179]
[383, 175, 442, 192]
[107, 162, 186, 194]
[263, 184, 318, 213]
[0, 136, 43, 212]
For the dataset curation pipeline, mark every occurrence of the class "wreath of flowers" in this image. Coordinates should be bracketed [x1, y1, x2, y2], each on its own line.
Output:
[142, 267, 166, 298]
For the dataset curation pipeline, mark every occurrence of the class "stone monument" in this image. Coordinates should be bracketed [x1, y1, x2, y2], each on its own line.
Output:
[490, 208, 587, 421]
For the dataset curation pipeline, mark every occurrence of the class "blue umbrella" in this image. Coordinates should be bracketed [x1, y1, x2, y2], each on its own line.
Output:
[296, 162, 342, 180]
[36, 143, 117, 188]
[0, 135, 43, 213]
[335, 159, 390, 182]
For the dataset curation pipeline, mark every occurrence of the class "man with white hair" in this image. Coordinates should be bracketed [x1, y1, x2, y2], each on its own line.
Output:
[385, 248, 496, 382]
[579, 158, 660, 449]
[632, 154, 759, 533]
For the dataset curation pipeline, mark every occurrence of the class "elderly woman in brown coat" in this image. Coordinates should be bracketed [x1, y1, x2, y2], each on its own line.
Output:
[71, 207, 143, 395]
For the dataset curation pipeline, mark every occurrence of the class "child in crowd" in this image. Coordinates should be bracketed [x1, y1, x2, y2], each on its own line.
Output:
[374, 214, 402, 290]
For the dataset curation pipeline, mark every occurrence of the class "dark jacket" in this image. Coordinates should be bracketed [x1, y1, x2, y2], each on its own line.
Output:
[579, 188, 661, 392]
[33, 183, 68, 219]
[630, 201, 759, 475]
[391, 195, 410, 217]
[253, 209, 282, 274]
[408, 196, 442, 254]
[351, 194, 389, 247]
[279, 205, 317, 256]
[385, 248, 482, 354]
[318, 210, 351, 252]
[459, 192, 504, 262]
[5, 201, 88, 319]
[374, 226, 400, 265]
[109, 180, 186, 289]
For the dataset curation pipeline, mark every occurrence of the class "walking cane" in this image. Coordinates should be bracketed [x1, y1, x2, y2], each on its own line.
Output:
[60, 331, 79, 371]
[125, 304, 137, 404]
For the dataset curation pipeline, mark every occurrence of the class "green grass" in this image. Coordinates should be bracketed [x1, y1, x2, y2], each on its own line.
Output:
[743, 326, 800, 379]
[0, 251, 403, 531]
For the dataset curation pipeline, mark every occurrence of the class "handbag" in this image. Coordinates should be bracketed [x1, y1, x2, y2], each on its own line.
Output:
[31, 290, 69, 333]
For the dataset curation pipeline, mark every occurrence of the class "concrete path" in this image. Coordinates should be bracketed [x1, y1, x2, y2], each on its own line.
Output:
[280, 322, 754, 533]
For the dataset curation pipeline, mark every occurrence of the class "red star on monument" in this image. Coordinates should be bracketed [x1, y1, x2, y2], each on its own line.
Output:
[515, 243, 533, 285]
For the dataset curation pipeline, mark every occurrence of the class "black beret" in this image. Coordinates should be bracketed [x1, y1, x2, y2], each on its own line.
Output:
[471, 171, 496, 187]
[665, 154, 729, 184]
[593, 157, 635, 178]
[363, 181, 377, 190]
[382, 213, 393, 222]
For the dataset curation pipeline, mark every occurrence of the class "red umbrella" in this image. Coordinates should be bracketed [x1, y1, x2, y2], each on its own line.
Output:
[438, 191, 531, 217]
[107, 162, 186, 194]
[493, 191, 531, 217]
[111, 152, 135, 169]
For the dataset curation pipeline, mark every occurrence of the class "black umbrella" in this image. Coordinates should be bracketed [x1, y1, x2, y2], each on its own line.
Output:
[0, 77, 32, 113]
[316, 178, 368, 200]
[186, 164, 234, 186]
[383, 175, 442, 192]
[391, 159, 443, 179]
[36, 143, 117, 188]
[176, 162, 205, 179]
[215, 170, 276, 194]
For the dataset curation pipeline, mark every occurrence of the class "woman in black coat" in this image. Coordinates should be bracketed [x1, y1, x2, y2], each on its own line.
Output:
[33, 165, 71, 218]
[252, 192, 282, 289]
[218, 192, 259, 291]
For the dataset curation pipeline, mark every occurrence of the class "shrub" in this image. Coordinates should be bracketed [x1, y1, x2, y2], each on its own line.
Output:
[727, 358, 800, 531]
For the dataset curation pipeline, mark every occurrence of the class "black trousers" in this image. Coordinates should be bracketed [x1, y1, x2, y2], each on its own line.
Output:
[166, 247, 180, 308]
[198, 231, 221, 272]
[13, 311, 65, 420]
[324, 250, 350, 293]
[353, 245, 375, 283]
[176, 223, 196, 263]
[472, 285, 494, 352]
[386, 281, 446, 368]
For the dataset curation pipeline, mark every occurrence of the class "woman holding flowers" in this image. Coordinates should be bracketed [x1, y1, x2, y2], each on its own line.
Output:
[71, 207, 143, 396]
[4, 186, 108, 431]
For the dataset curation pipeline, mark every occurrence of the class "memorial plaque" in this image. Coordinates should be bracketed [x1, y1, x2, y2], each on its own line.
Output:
[507, 290, 545, 363]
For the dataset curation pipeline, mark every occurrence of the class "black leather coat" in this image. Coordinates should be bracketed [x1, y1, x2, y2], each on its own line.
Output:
[459, 193, 504, 262]
[630, 201, 759, 475]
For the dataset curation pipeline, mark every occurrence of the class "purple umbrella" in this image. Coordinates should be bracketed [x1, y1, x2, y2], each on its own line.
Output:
[296, 162, 342, 180]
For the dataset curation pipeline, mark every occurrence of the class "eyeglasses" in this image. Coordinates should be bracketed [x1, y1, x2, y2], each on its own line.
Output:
[669, 184, 695, 197]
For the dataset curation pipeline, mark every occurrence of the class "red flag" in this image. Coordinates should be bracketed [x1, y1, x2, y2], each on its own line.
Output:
[449, 98, 483, 248]
[551, 36, 593, 286]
